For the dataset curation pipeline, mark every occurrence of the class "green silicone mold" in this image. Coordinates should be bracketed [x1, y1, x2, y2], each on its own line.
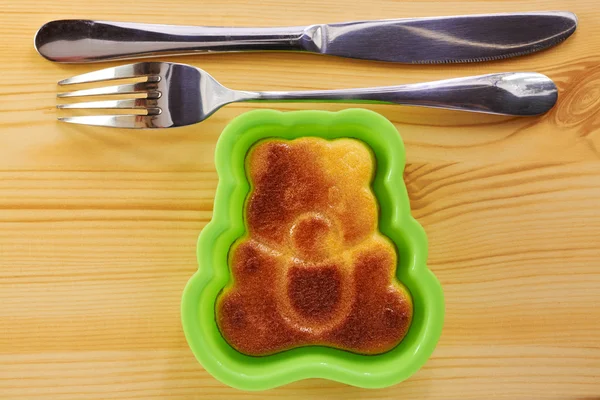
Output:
[181, 109, 444, 391]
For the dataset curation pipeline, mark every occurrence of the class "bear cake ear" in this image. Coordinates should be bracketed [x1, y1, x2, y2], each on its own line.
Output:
[326, 138, 374, 184]
[245, 139, 286, 184]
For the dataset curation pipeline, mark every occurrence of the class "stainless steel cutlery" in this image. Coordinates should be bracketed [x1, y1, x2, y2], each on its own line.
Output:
[36, 12, 577, 64]
[41, 11, 576, 127]
[56, 62, 558, 128]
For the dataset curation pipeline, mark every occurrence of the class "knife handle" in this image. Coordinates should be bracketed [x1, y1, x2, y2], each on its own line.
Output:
[35, 20, 315, 63]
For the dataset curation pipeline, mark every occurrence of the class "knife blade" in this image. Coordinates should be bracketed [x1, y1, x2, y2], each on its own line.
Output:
[34, 11, 577, 64]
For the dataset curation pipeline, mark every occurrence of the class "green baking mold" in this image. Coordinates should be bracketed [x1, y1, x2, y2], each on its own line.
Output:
[182, 109, 444, 390]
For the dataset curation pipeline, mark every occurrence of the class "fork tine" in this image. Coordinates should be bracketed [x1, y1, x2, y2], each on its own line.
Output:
[57, 99, 160, 114]
[58, 115, 159, 129]
[57, 82, 160, 98]
[58, 62, 163, 85]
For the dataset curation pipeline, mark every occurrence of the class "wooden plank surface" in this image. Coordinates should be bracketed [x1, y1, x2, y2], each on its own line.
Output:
[0, 0, 599, 398]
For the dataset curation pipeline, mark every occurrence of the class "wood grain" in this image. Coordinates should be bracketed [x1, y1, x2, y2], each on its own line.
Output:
[0, 0, 599, 398]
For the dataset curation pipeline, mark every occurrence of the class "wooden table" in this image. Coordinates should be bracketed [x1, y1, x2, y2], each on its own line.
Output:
[1, 0, 599, 398]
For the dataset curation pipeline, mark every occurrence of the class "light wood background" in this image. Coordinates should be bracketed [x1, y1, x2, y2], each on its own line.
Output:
[1, 0, 599, 398]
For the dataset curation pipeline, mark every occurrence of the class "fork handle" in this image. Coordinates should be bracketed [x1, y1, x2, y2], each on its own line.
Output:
[250, 72, 558, 116]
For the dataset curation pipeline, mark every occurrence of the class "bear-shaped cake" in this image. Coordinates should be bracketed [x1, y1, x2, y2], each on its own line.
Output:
[216, 137, 412, 356]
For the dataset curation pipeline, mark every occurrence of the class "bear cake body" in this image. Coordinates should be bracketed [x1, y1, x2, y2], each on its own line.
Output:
[216, 137, 412, 356]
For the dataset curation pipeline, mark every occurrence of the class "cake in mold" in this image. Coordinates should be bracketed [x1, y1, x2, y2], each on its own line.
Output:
[216, 137, 413, 356]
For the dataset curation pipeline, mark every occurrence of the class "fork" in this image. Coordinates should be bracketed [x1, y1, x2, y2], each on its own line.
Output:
[57, 62, 558, 129]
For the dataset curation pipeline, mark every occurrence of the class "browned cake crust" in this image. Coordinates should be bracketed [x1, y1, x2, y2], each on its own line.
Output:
[216, 138, 412, 356]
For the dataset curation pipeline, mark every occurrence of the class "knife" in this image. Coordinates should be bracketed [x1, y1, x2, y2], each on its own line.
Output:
[34, 11, 577, 64]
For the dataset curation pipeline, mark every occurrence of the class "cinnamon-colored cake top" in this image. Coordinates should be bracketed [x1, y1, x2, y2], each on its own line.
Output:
[217, 137, 412, 356]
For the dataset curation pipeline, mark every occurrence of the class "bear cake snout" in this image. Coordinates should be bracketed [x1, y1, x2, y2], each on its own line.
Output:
[289, 212, 341, 262]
